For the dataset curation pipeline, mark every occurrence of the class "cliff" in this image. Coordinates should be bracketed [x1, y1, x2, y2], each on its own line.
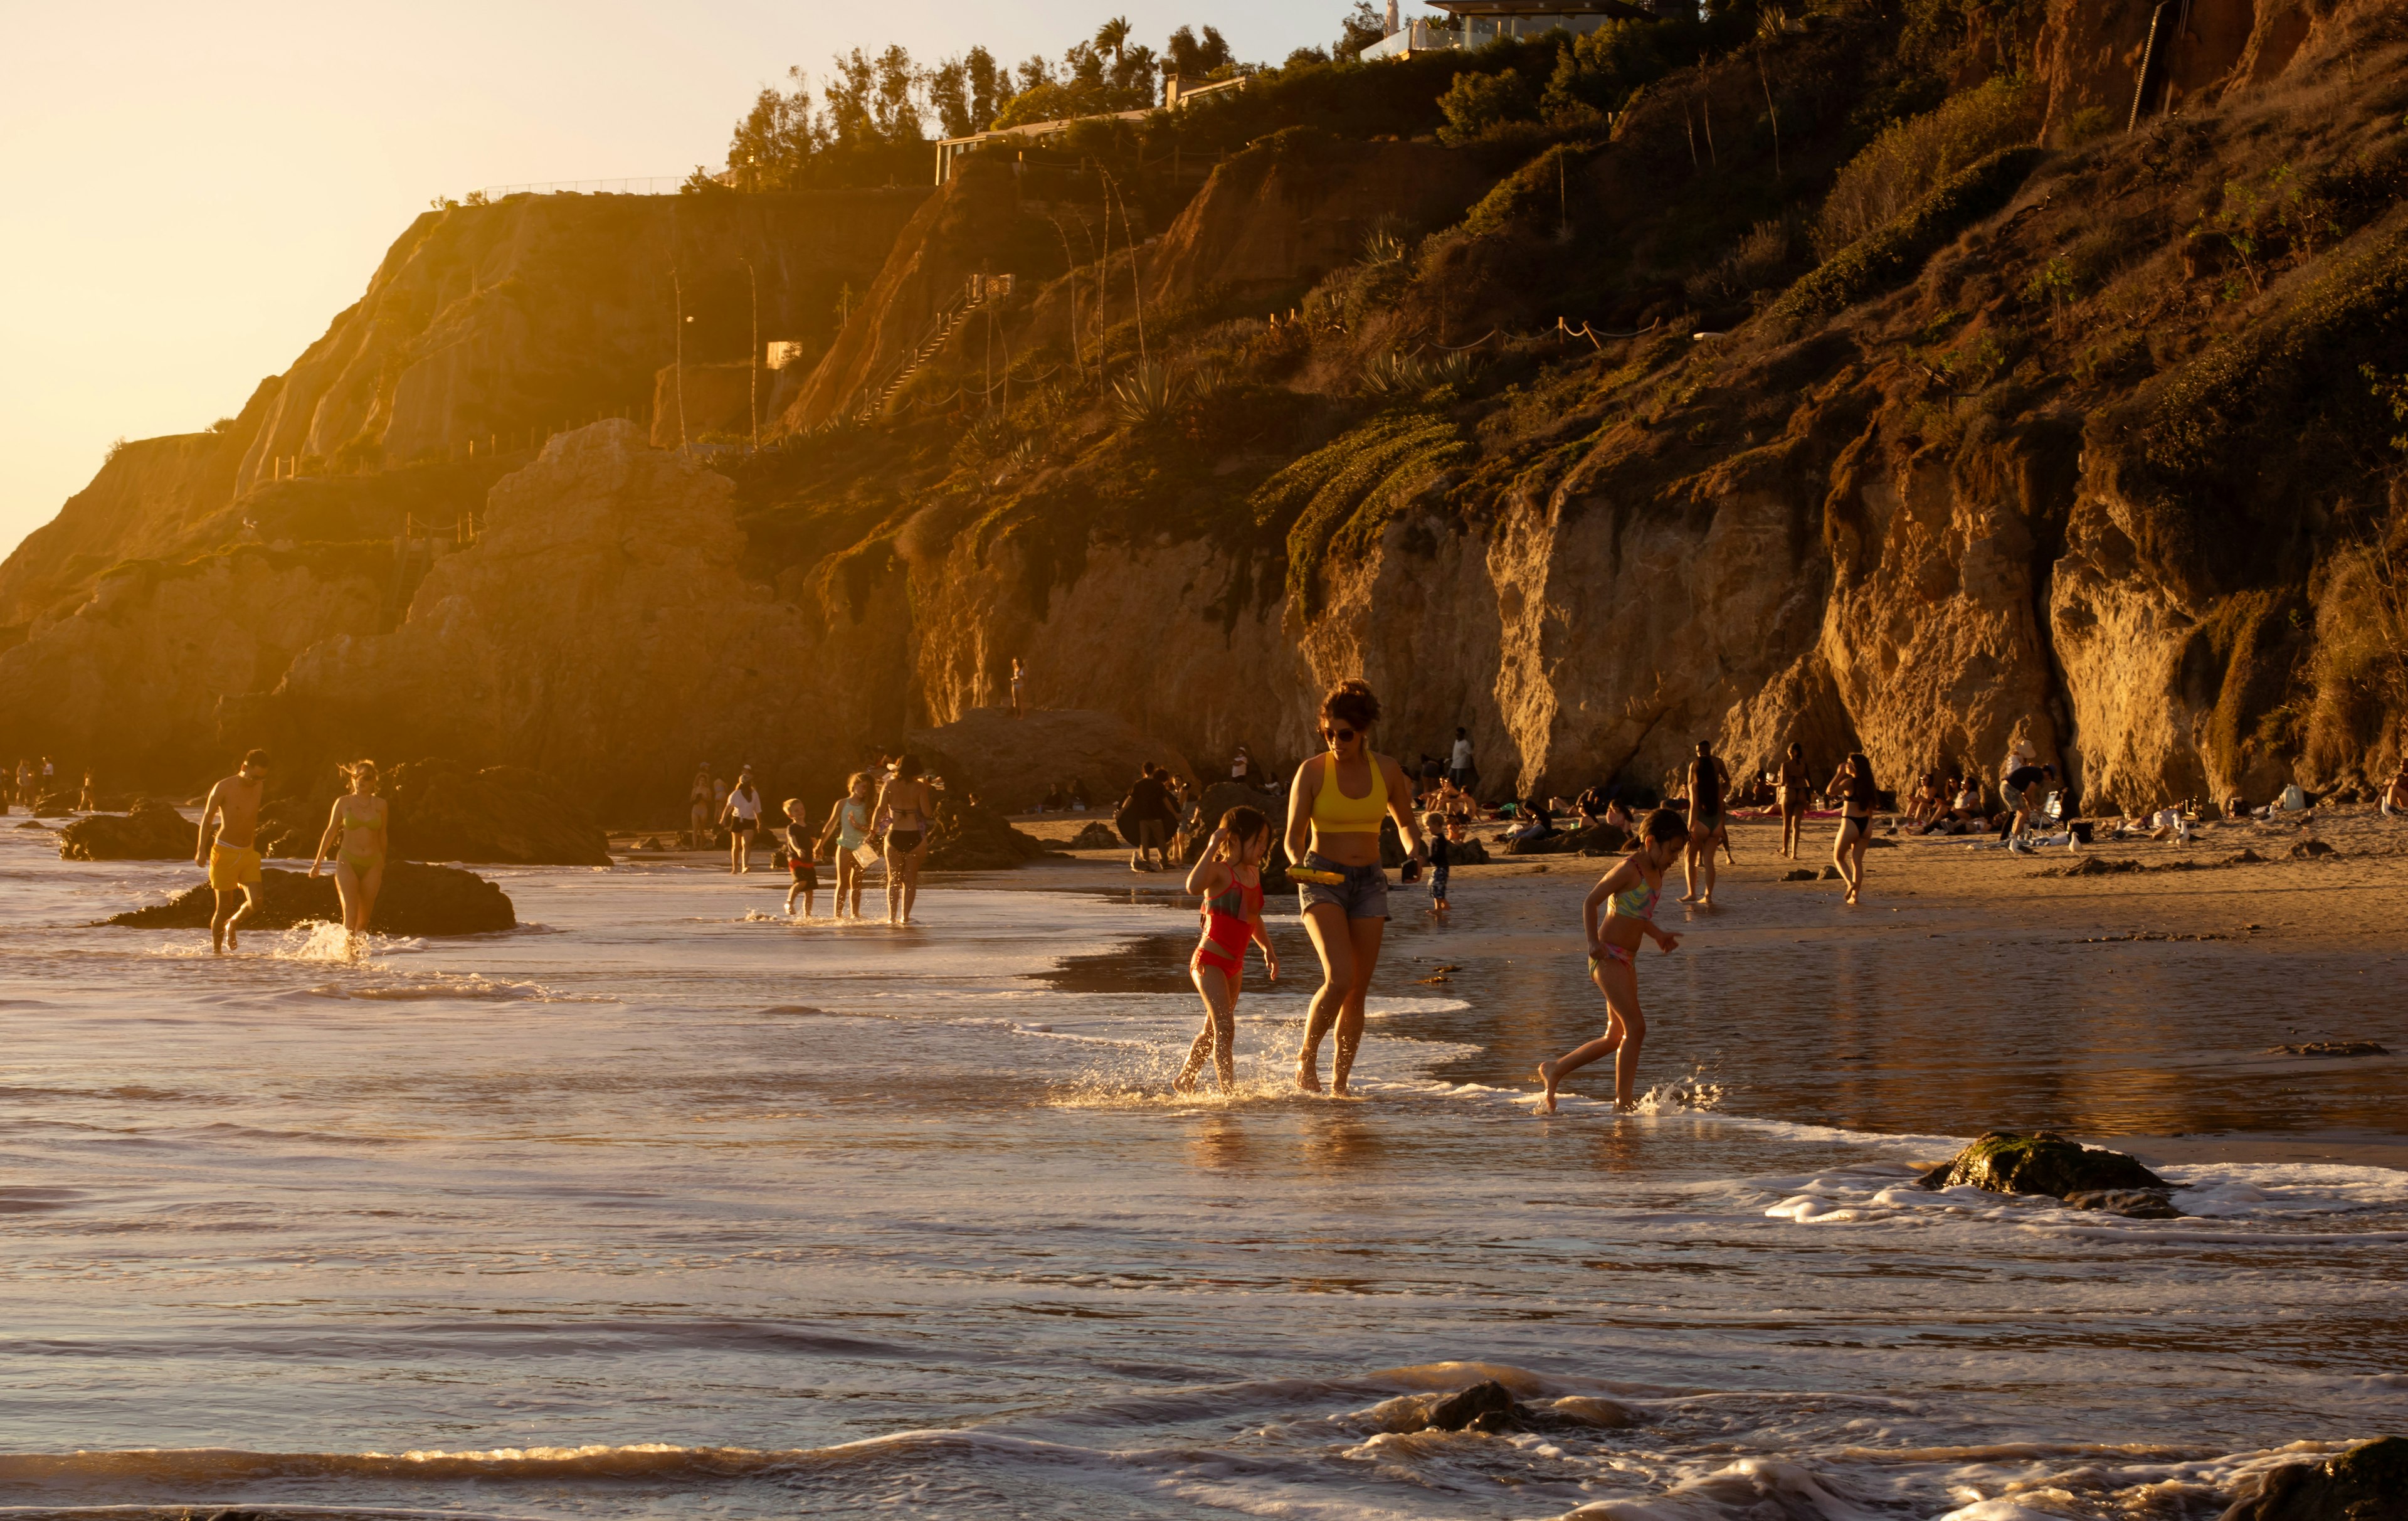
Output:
[4, 0, 2403, 819]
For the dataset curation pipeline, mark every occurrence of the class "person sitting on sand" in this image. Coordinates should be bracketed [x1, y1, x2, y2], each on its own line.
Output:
[308, 759, 389, 958]
[196, 748, 271, 953]
[1829, 751, 1878, 905]
[816, 772, 876, 919]
[1537, 807, 1687, 1113]
[781, 798, 817, 919]
[1681, 739, 1729, 906]
[2382, 762, 2407, 817]
[1284, 679, 1430, 1096]
[721, 768, 764, 872]
[1175, 807, 1280, 1095]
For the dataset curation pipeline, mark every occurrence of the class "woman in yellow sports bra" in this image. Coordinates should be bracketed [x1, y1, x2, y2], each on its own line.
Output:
[309, 758, 389, 957]
[1281, 679, 1429, 1096]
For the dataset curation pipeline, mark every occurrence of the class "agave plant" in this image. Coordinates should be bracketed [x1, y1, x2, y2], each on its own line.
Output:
[1187, 363, 1233, 402]
[1357, 351, 1435, 402]
[1430, 349, 1483, 390]
[1111, 361, 1188, 427]
[1360, 228, 1408, 267]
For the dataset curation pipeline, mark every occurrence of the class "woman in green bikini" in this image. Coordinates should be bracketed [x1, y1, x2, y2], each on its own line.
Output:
[309, 759, 389, 956]
[1536, 808, 1687, 1113]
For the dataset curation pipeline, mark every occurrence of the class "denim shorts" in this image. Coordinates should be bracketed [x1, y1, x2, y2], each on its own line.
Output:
[1296, 854, 1389, 920]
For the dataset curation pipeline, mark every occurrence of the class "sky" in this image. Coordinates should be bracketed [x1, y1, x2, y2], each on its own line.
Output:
[0, 1, 1385, 561]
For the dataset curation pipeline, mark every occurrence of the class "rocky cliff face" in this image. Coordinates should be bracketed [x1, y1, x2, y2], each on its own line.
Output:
[6, 0, 2403, 819]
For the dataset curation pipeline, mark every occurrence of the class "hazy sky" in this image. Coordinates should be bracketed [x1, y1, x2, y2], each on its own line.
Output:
[0, 1, 1380, 561]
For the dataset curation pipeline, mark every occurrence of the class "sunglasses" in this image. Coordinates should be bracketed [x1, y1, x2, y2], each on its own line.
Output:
[1323, 727, 1358, 743]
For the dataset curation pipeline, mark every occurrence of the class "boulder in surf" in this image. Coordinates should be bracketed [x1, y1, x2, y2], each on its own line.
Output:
[2221, 1435, 2408, 1521]
[105, 862, 515, 936]
[1917, 1130, 2170, 1199]
[57, 799, 193, 861]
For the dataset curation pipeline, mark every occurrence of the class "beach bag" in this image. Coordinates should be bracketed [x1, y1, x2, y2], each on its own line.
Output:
[853, 842, 880, 867]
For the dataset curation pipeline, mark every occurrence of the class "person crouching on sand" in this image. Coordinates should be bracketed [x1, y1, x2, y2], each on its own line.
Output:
[781, 798, 817, 919]
[309, 759, 389, 957]
[1175, 807, 1279, 1094]
[1538, 808, 1687, 1113]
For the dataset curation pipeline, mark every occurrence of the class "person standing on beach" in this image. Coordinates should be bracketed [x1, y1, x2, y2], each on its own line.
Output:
[1829, 751, 1879, 905]
[77, 770, 97, 813]
[721, 768, 764, 872]
[1681, 739, 1729, 906]
[1284, 679, 1429, 1096]
[816, 771, 877, 919]
[1126, 764, 1175, 872]
[1230, 745, 1251, 784]
[196, 748, 271, 953]
[1175, 807, 1279, 1094]
[1537, 807, 1687, 1113]
[308, 760, 389, 957]
[1010, 657, 1026, 718]
[780, 798, 818, 918]
[1777, 743, 1814, 859]
[689, 766, 714, 848]
[1448, 727, 1475, 792]
[1425, 810, 1453, 913]
[876, 756, 936, 925]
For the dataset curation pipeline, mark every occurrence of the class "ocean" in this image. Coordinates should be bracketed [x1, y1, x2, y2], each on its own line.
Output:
[2, 822, 2402, 1518]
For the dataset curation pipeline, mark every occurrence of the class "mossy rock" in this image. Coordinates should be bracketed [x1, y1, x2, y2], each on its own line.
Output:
[2221, 1436, 2408, 1521]
[1917, 1129, 2169, 1197]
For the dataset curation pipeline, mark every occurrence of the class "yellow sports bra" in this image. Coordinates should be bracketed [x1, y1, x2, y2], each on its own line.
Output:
[1311, 755, 1388, 832]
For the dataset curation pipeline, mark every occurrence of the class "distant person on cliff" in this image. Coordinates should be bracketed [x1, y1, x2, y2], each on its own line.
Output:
[309, 760, 389, 958]
[1448, 728, 1476, 790]
[1681, 740, 1730, 906]
[721, 767, 764, 872]
[1010, 657, 1026, 718]
[1230, 745, 1252, 784]
[196, 749, 271, 954]
[1829, 751, 1879, 905]
[781, 798, 818, 919]
[816, 771, 877, 919]
[1175, 807, 1279, 1096]
[1124, 764, 1176, 872]
[689, 766, 714, 848]
[1536, 807, 1687, 1114]
[1283, 679, 1429, 1096]
[876, 755, 936, 925]
[1777, 743, 1815, 859]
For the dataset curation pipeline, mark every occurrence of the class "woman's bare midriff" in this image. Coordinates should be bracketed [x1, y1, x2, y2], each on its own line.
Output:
[1310, 829, 1382, 867]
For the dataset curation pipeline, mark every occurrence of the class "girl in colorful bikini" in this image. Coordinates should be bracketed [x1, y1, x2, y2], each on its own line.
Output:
[309, 758, 389, 958]
[1174, 807, 1280, 1094]
[1536, 808, 1687, 1113]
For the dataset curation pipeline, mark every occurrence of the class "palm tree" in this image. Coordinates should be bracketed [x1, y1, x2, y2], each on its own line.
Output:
[1094, 16, 1131, 66]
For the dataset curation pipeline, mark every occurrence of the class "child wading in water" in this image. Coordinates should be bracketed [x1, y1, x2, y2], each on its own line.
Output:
[1175, 807, 1279, 1094]
[1537, 808, 1687, 1112]
[781, 798, 816, 919]
[1425, 811, 1453, 912]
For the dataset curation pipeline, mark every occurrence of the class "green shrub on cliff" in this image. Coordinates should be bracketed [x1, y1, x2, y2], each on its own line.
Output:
[1251, 411, 1469, 615]
[1812, 73, 2044, 257]
[1771, 146, 2048, 321]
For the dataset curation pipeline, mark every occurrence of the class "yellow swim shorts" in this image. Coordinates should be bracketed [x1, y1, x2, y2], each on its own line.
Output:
[208, 842, 261, 890]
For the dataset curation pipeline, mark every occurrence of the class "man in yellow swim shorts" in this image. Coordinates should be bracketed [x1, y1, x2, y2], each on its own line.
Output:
[196, 748, 270, 953]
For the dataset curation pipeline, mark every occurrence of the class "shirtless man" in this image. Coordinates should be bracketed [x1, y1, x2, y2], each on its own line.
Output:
[196, 749, 271, 953]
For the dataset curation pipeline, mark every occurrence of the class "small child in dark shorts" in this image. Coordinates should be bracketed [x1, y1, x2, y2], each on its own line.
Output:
[1424, 810, 1452, 911]
[781, 798, 817, 918]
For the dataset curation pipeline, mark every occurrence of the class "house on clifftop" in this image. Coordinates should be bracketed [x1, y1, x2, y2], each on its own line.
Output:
[1359, 0, 1689, 60]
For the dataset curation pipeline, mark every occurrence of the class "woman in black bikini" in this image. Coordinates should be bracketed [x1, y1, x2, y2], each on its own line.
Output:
[1680, 739, 1728, 906]
[1777, 742, 1814, 860]
[1829, 751, 1878, 906]
[876, 755, 937, 926]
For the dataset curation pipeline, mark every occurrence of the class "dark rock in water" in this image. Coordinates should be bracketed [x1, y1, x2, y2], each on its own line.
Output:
[1065, 820, 1121, 850]
[2222, 1436, 2408, 1521]
[58, 800, 193, 861]
[2062, 1187, 2185, 1219]
[1782, 867, 1818, 881]
[1426, 1380, 1526, 1433]
[923, 798, 1057, 871]
[2289, 837, 2336, 859]
[254, 758, 608, 865]
[2270, 1040, 2388, 1057]
[1918, 1130, 2170, 1197]
[105, 862, 515, 936]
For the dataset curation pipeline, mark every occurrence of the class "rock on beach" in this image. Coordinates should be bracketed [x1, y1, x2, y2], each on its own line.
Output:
[106, 862, 515, 936]
[1918, 1130, 2175, 1215]
[58, 800, 194, 861]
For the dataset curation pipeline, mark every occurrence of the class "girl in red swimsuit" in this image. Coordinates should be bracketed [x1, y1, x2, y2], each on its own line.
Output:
[1175, 806, 1280, 1094]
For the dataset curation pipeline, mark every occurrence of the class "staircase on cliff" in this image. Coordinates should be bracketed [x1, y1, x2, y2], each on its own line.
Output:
[850, 274, 1011, 420]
